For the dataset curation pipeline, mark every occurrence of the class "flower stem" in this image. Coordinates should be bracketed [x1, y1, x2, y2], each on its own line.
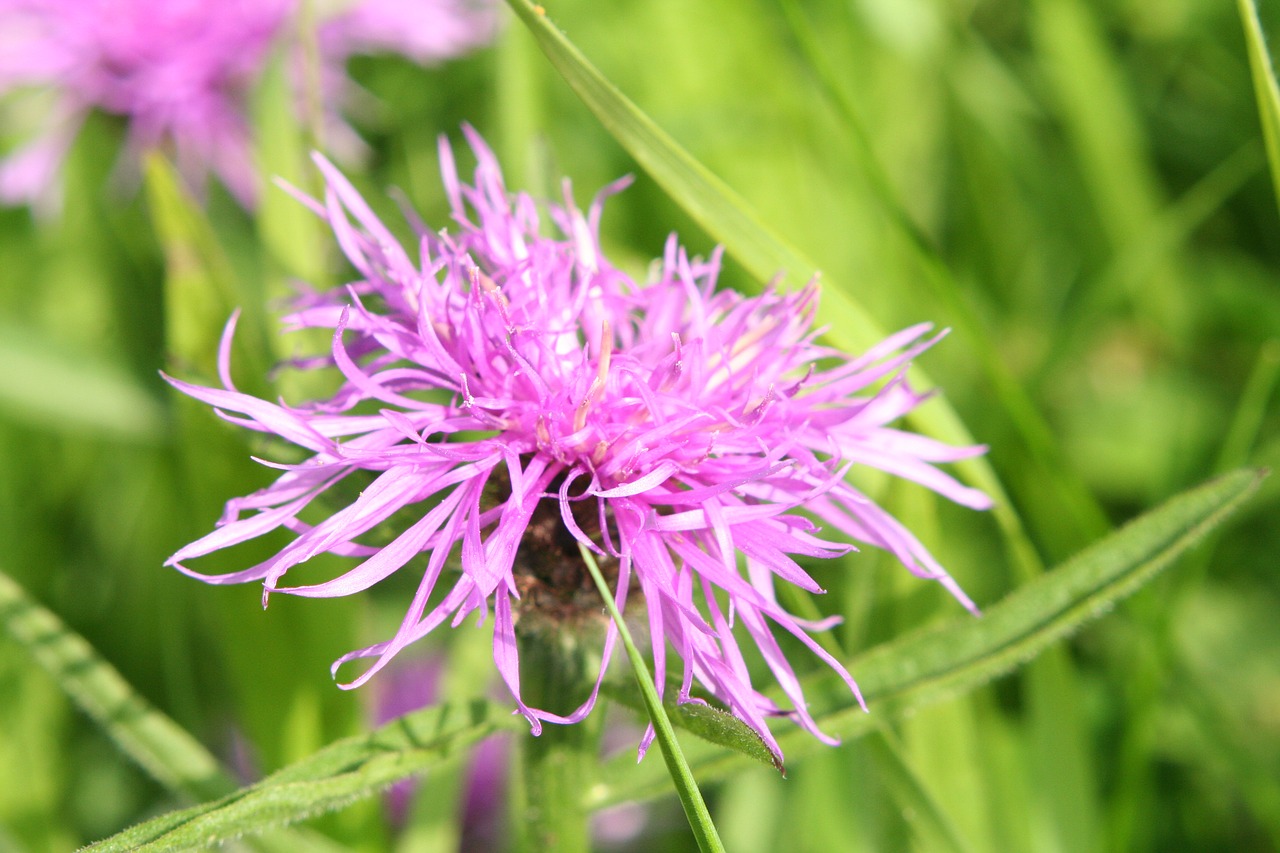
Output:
[579, 544, 726, 853]
[512, 628, 596, 853]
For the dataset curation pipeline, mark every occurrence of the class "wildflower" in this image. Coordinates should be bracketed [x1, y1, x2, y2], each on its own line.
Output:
[0, 0, 497, 210]
[165, 127, 992, 760]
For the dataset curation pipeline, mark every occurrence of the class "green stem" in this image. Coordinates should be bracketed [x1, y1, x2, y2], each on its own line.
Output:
[513, 628, 596, 853]
[578, 544, 726, 853]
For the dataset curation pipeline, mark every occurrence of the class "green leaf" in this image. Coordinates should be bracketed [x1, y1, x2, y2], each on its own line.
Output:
[144, 155, 269, 383]
[0, 568, 233, 803]
[0, 569, 355, 853]
[866, 731, 973, 853]
[144, 155, 240, 369]
[600, 681, 780, 772]
[83, 698, 521, 852]
[1238, 0, 1280, 212]
[252, 45, 329, 288]
[589, 468, 1265, 806]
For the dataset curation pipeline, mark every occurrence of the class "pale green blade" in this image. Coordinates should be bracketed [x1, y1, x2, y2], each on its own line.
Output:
[1238, 0, 1280, 211]
[252, 45, 329, 289]
[144, 154, 269, 383]
[866, 731, 973, 853]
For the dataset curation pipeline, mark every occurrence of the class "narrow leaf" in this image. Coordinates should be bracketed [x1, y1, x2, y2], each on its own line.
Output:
[0, 568, 232, 802]
[0, 570, 353, 853]
[866, 731, 973, 853]
[590, 468, 1265, 806]
[1238, 0, 1280, 212]
[144, 154, 240, 368]
[144, 155, 269, 384]
[253, 45, 329, 287]
[601, 681, 781, 772]
[83, 698, 520, 852]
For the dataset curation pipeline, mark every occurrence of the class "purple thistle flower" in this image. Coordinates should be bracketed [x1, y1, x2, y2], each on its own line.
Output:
[165, 127, 992, 761]
[0, 0, 497, 210]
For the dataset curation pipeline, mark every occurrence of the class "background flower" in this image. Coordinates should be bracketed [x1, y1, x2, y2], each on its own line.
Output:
[0, 0, 497, 210]
[165, 128, 990, 761]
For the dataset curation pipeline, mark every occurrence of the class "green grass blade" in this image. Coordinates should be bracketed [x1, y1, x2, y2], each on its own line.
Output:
[1218, 339, 1280, 472]
[144, 155, 239, 367]
[579, 544, 725, 853]
[0, 569, 233, 802]
[253, 46, 329, 289]
[82, 698, 520, 852]
[144, 154, 269, 383]
[1238, 0, 1280, 211]
[590, 468, 1265, 806]
[1032, 0, 1164, 257]
[501, 0, 1055, 591]
[866, 731, 973, 853]
[0, 569, 352, 853]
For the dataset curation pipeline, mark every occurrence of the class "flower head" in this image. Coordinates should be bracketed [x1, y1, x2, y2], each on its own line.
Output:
[0, 0, 497, 209]
[166, 127, 992, 760]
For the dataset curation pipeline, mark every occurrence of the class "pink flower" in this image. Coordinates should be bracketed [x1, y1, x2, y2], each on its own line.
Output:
[0, 0, 497, 210]
[321, 0, 499, 65]
[165, 127, 992, 761]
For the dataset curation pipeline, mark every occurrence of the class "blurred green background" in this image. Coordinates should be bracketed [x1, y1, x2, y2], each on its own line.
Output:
[2, 0, 1279, 850]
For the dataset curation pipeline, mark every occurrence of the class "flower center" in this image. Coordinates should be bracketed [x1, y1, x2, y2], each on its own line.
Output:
[509, 472, 623, 632]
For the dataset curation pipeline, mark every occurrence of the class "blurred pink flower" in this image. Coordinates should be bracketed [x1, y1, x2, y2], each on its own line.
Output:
[0, 0, 497, 210]
[370, 657, 508, 841]
[322, 0, 499, 65]
[166, 127, 992, 761]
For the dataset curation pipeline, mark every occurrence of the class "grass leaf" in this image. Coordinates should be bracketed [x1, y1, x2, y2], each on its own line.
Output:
[1238, 0, 1280, 212]
[0, 568, 233, 803]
